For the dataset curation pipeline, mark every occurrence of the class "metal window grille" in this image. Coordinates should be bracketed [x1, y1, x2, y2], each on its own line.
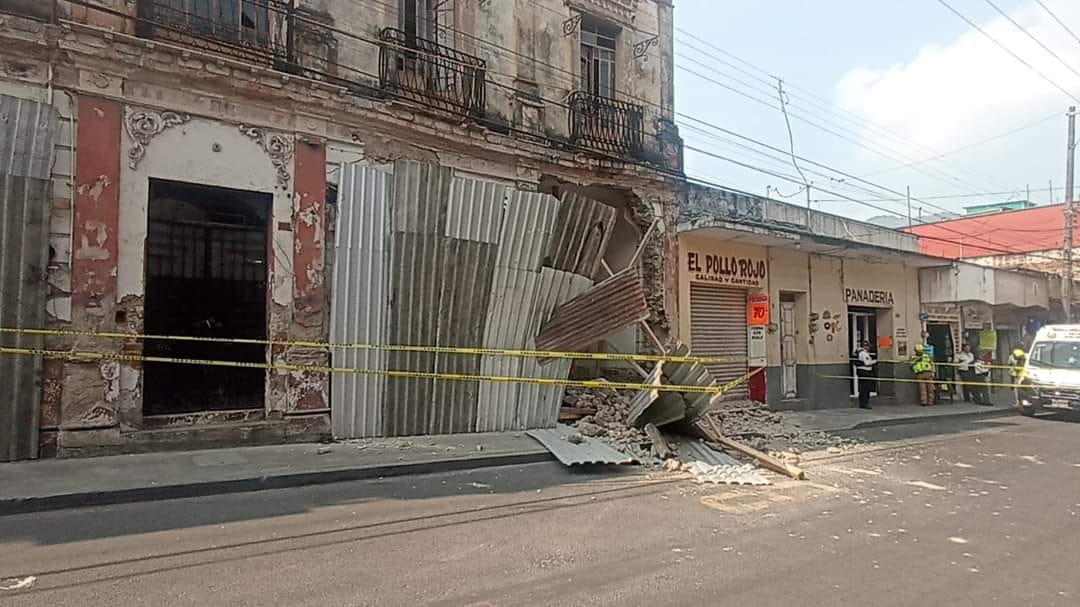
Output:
[136, 0, 287, 63]
[568, 91, 644, 155]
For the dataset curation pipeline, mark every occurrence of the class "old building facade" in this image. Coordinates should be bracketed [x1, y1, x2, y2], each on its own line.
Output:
[0, 0, 682, 459]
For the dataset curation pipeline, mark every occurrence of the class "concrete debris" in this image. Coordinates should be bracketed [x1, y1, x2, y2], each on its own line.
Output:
[683, 461, 770, 486]
[708, 400, 858, 453]
[561, 386, 652, 462]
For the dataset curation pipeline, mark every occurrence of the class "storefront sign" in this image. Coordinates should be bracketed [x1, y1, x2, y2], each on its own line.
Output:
[748, 325, 767, 367]
[979, 329, 997, 352]
[877, 335, 893, 350]
[748, 292, 769, 326]
[844, 288, 895, 307]
[687, 252, 767, 287]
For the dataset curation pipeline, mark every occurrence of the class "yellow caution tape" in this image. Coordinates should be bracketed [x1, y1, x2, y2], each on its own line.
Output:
[0, 346, 749, 395]
[877, 359, 1017, 371]
[0, 327, 748, 366]
[820, 374, 1032, 390]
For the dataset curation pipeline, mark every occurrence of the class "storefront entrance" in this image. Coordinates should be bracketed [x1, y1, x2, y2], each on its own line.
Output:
[690, 283, 749, 400]
[848, 307, 878, 397]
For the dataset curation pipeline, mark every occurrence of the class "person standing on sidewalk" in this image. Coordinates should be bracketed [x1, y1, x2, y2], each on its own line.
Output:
[1008, 346, 1027, 405]
[955, 344, 975, 402]
[912, 344, 935, 406]
[855, 341, 876, 409]
[972, 357, 991, 406]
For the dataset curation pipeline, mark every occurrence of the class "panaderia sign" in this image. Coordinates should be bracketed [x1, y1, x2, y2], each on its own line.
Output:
[687, 251, 767, 287]
[844, 287, 895, 307]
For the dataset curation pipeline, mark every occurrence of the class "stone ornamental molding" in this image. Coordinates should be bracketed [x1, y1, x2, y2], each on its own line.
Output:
[124, 107, 190, 170]
[238, 124, 294, 188]
[567, 0, 639, 24]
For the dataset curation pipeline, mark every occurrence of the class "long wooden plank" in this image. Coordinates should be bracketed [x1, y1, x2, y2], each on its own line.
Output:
[696, 417, 806, 480]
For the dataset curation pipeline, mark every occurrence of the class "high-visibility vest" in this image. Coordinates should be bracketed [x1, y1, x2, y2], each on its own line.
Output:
[912, 354, 932, 374]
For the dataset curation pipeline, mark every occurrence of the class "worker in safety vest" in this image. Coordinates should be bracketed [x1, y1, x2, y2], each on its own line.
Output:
[1008, 346, 1027, 403]
[911, 344, 935, 406]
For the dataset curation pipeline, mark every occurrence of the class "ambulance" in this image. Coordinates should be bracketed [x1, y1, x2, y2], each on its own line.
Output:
[1017, 325, 1080, 416]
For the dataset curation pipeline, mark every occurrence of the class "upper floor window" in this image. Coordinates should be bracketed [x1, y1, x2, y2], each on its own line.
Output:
[147, 0, 272, 49]
[400, 0, 439, 43]
[580, 21, 617, 98]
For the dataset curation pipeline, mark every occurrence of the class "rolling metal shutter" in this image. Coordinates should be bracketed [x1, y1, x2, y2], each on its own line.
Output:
[690, 284, 748, 399]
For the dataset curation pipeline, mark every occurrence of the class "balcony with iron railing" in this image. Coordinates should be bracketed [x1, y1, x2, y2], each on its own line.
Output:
[567, 91, 644, 157]
[377, 28, 486, 120]
[133, 0, 291, 67]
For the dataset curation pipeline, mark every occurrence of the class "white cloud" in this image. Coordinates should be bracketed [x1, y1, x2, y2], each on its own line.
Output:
[836, 0, 1080, 162]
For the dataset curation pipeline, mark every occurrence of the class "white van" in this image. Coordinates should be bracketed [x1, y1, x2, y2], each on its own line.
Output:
[1018, 325, 1080, 416]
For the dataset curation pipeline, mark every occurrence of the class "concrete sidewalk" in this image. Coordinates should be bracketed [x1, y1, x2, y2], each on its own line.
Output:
[782, 400, 1016, 433]
[0, 433, 551, 515]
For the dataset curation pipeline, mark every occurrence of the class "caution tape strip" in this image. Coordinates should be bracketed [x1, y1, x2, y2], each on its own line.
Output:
[820, 374, 1034, 390]
[0, 327, 748, 366]
[0, 346, 748, 395]
[876, 359, 1018, 371]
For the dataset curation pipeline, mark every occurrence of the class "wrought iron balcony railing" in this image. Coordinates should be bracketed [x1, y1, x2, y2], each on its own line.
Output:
[378, 28, 486, 119]
[568, 91, 645, 156]
[135, 0, 290, 65]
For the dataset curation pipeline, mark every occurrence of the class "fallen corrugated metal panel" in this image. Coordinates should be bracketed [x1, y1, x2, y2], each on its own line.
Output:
[431, 238, 497, 434]
[384, 231, 445, 436]
[495, 190, 561, 270]
[392, 160, 452, 235]
[329, 163, 391, 439]
[445, 177, 506, 244]
[475, 266, 540, 432]
[544, 191, 616, 278]
[664, 433, 742, 467]
[526, 424, 639, 466]
[685, 461, 770, 486]
[517, 268, 592, 429]
[0, 176, 50, 461]
[0, 94, 59, 179]
[626, 361, 664, 428]
[534, 267, 649, 355]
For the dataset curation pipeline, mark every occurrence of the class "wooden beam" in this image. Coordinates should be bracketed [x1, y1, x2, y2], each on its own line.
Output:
[697, 417, 806, 481]
[643, 423, 674, 459]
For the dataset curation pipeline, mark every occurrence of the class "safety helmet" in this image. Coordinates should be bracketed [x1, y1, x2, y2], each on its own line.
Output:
[914, 344, 924, 354]
[1013, 348, 1025, 358]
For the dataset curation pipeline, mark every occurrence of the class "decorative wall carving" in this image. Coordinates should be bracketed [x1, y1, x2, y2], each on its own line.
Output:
[124, 107, 190, 169]
[566, 0, 639, 24]
[239, 125, 295, 187]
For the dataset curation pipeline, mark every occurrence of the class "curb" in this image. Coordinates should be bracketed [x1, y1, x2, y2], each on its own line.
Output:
[0, 450, 554, 516]
[848, 407, 1017, 431]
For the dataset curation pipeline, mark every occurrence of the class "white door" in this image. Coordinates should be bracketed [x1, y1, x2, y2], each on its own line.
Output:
[780, 301, 797, 398]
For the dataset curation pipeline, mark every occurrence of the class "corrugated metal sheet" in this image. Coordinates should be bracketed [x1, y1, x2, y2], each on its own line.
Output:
[526, 424, 639, 466]
[664, 433, 742, 467]
[0, 176, 50, 461]
[544, 191, 617, 278]
[534, 267, 649, 354]
[330, 163, 392, 439]
[685, 461, 770, 486]
[495, 190, 561, 270]
[431, 238, 496, 434]
[517, 268, 592, 428]
[392, 160, 452, 235]
[627, 361, 663, 427]
[475, 266, 540, 432]
[384, 231, 445, 436]
[0, 94, 59, 179]
[445, 177, 506, 244]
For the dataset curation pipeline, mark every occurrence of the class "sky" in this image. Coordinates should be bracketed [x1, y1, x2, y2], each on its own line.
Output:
[673, 0, 1080, 223]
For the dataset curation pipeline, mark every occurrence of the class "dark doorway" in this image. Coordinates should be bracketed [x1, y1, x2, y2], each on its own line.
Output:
[927, 322, 956, 391]
[142, 179, 270, 416]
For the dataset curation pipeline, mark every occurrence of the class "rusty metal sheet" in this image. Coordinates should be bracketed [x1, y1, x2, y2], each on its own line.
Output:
[431, 238, 496, 434]
[534, 267, 649, 355]
[383, 231, 445, 436]
[663, 433, 743, 467]
[446, 177, 506, 244]
[329, 163, 391, 439]
[0, 176, 50, 461]
[0, 94, 59, 180]
[544, 191, 616, 278]
[517, 268, 592, 429]
[392, 160, 452, 235]
[526, 424, 638, 466]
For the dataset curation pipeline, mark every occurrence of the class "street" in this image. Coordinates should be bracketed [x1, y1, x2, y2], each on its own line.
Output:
[2, 414, 1079, 606]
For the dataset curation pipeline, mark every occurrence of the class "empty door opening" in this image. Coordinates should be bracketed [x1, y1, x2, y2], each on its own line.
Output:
[848, 307, 878, 397]
[143, 179, 270, 416]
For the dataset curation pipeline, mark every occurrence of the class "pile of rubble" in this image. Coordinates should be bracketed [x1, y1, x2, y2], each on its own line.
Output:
[708, 399, 857, 454]
[560, 387, 652, 461]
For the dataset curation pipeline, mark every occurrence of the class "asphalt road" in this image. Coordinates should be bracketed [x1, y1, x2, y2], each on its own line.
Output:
[2, 414, 1079, 606]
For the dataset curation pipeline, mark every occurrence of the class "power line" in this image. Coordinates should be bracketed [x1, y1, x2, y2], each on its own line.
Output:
[1033, 0, 1080, 47]
[982, 0, 1080, 82]
[676, 27, 1019, 191]
[936, 0, 1080, 104]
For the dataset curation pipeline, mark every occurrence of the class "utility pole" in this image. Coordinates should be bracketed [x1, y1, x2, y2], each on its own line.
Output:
[907, 186, 912, 227]
[1064, 106, 1076, 323]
